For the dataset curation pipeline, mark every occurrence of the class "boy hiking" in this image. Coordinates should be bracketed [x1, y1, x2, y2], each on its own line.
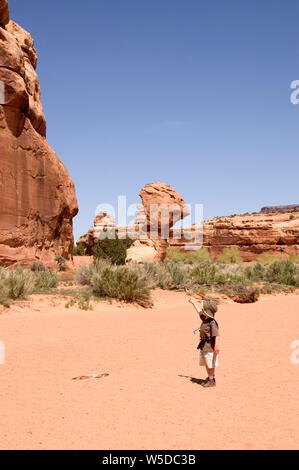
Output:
[188, 297, 220, 387]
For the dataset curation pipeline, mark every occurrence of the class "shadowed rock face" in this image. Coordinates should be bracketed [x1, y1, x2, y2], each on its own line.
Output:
[0, 1, 78, 267]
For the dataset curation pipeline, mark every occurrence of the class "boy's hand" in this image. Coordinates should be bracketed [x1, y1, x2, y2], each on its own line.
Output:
[214, 346, 220, 355]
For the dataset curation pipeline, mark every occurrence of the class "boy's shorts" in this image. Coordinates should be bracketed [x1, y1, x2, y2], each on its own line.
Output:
[200, 350, 218, 368]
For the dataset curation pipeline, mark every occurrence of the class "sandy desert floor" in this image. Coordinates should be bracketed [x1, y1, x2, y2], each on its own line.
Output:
[0, 290, 298, 450]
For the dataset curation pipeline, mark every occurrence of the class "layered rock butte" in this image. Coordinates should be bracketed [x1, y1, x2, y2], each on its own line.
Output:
[0, 1, 78, 267]
[170, 212, 299, 262]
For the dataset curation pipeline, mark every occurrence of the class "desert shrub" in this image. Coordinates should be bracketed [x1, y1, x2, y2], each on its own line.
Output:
[91, 265, 152, 307]
[191, 262, 217, 285]
[222, 282, 259, 303]
[166, 246, 211, 263]
[264, 260, 299, 286]
[73, 243, 85, 256]
[34, 270, 58, 289]
[55, 255, 66, 271]
[244, 263, 265, 282]
[140, 262, 172, 289]
[76, 264, 96, 286]
[5, 267, 35, 300]
[30, 261, 46, 272]
[164, 261, 188, 288]
[78, 291, 93, 311]
[216, 247, 243, 264]
[76, 260, 111, 286]
[0, 268, 10, 306]
[257, 252, 283, 265]
[92, 235, 133, 265]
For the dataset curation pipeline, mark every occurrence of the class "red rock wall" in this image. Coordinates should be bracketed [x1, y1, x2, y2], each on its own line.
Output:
[0, 2, 78, 267]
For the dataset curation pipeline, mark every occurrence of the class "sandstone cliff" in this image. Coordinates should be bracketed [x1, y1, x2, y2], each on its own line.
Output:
[0, 1, 78, 267]
[169, 212, 299, 261]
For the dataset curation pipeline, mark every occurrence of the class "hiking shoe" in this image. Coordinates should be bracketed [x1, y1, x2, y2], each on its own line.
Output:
[201, 378, 216, 387]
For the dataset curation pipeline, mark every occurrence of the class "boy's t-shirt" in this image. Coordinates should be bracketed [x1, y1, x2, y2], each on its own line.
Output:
[199, 316, 219, 352]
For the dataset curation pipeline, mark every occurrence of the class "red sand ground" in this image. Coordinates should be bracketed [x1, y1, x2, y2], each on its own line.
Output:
[0, 290, 298, 450]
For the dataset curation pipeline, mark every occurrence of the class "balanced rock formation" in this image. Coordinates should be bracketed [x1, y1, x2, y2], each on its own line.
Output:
[169, 212, 299, 262]
[132, 182, 189, 260]
[77, 182, 189, 262]
[0, 1, 78, 267]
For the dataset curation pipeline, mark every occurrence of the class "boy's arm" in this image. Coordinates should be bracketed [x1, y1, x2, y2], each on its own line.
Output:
[214, 335, 220, 355]
[188, 297, 203, 314]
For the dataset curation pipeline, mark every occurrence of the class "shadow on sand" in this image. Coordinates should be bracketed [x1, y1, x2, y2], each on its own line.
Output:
[178, 374, 206, 385]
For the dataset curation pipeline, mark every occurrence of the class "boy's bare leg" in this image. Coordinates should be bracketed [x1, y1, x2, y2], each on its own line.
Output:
[206, 367, 215, 378]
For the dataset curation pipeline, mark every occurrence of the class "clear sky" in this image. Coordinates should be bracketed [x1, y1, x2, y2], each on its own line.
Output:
[8, 0, 299, 240]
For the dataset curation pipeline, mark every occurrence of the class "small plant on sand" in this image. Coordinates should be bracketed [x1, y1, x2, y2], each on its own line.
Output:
[55, 255, 66, 271]
[78, 291, 93, 311]
[216, 247, 243, 264]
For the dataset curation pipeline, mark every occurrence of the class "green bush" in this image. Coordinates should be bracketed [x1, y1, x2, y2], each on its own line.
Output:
[216, 247, 243, 264]
[34, 270, 58, 289]
[76, 260, 111, 286]
[265, 260, 299, 286]
[91, 265, 152, 307]
[5, 267, 35, 300]
[30, 261, 46, 272]
[73, 243, 85, 256]
[164, 261, 188, 288]
[191, 262, 217, 285]
[244, 263, 265, 281]
[92, 235, 134, 265]
[76, 263, 96, 285]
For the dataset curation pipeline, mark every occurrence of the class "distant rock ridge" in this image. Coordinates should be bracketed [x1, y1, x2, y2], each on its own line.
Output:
[0, 0, 78, 267]
[260, 205, 299, 214]
[78, 200, 299, 263]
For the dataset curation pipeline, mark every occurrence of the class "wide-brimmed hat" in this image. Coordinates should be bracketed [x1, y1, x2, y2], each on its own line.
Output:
[202, 299, 218, 319]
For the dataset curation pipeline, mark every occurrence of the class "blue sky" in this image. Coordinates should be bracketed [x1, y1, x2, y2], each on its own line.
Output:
[8, 0, 299, 240]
